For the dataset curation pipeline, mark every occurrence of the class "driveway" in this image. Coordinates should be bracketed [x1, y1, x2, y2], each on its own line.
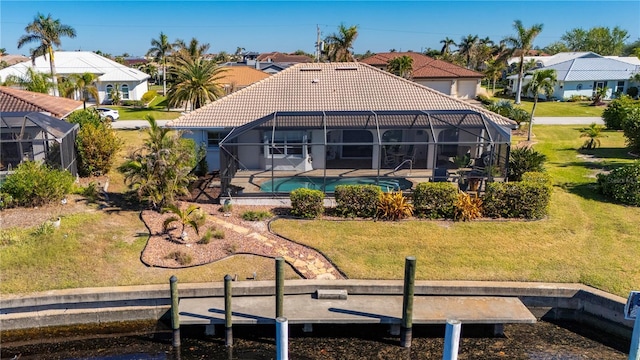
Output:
[111, 120, 170, 129]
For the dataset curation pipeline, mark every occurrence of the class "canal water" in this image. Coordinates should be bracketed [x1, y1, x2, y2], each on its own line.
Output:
[0, 320, 630, 359]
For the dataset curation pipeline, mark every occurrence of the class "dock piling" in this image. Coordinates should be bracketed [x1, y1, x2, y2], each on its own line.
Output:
[443, 319, 461, 360]
[170, 275, 180, 348]
[400, 256, 416, 348]
[276, 317, 289, 360]
[224, 274, 233, 347]
[276, 257, 284, 318]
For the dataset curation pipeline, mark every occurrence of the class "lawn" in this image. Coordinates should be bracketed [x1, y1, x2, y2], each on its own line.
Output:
[271, 126, 640, 298]
[106, 96, 181, 120]
[516, 100, 605, 117]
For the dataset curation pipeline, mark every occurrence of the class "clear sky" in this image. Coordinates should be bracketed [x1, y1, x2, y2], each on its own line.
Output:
[1, 1, 639, 57]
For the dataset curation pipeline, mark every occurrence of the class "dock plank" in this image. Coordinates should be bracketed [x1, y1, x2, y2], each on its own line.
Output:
[178, 295, 536, 326]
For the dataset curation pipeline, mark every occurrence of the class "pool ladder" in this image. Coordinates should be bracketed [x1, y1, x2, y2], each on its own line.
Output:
[393, 159, 412, 175]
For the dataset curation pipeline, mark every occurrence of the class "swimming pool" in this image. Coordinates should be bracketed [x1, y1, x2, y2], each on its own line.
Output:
[260, 176, 413, 193]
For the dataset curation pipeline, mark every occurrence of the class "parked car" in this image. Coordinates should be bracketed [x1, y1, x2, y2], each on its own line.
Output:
[96, 107, 120, 121]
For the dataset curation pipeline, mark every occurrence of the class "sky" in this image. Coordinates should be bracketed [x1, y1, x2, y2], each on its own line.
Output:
[1, 1, 639, 58]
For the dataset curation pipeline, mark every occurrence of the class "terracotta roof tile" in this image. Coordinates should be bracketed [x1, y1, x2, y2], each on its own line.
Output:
[360, 52, 484, 79]
[0, 86, 84, 119]
[168, 63, 514, 130]
[219, 67, 271, 89]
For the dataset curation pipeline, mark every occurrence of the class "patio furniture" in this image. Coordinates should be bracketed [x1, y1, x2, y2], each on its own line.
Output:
[433, 168, 449, 182]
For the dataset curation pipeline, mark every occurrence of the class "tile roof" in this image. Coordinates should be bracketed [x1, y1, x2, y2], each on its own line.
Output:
[168, 63, 515, 129]
[257, 52, 314, 63]
[360, 52, 484, 79]
[218, 66, 271, 89]
[0, 54, 30, 66]
[0, 86, 83, 118]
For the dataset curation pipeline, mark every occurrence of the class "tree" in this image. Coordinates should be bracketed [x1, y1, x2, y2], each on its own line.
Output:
[233, 47, 245, 61]
[167, 57, 225, 111]
[580, 123, 606, 149]
[109, 83, 122, 105]
[458, 34, 478, 69]
[523, 69, 557, 141]
[484, 58, 506, 94]
[504, 20, 544, 104]
[324, 23, 358, 62]
[173, 37, 210, 62]
[162, 203, 205, 240]
[543, 41, 570, 55]
[214, 51, 231, 63]
[3, 67, 52, 93]
[0, 48, 6, 56]
[592, 86, 608, 106]
[386, 55, 413, 79]
[147, 32, 172, 96]
[561, 26, 629, 55]
[16, 13, 76, 97]
[61, 72, 99, 109]
[66, 109, 122, 176]
[119, 116, 197, 209]
[440, 37, 457, 55]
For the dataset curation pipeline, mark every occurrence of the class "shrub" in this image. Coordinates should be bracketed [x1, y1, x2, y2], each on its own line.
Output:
[485, 99, 530, 126]
[476, 94, 493, 105]
[165, 251, 192, 266]
[75, 181, 101, 203]
[1, 161, 74, 207]
[32, 222, 56, 236]
[213, 229, 225, 239]
[198, 229, 214, 244]
[508, 147, 547, 181]
[567, 94, 589, 102]
[597, 161, 640, 206]
[602, 95, 639, 130]
[411, 182, 458, 219]
[454, 192, 483, 221]
[242, 210, 272, 221]
[334, 185, 381, 218]
[141, 90, 158, 104]
[122, 100, 145, 108]
[482, 182, 551, 219]
[627, 86, 638, 99]
[67, 109, 102, 128]
[377, 191, 413, 221]
[622, 107, 640, 154]
[0, 193, 14, 209]
[76, 122, 123, 176]
[290, 188, 324, 219]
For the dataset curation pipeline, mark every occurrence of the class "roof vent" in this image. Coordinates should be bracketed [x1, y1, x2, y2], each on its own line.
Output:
[335, 66, 358, 71]
[312, 78, 320, 83]
[300, 68, 322, 71]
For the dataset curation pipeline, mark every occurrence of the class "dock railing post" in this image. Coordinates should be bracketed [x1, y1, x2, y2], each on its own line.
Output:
[400, 256, 416, 348]
[276, 257, 284, 318]
[170, 275, 180, 348]
[276, 317, 289, 360]
[224, 274, 233, 347]
[443, 319, 461, 360]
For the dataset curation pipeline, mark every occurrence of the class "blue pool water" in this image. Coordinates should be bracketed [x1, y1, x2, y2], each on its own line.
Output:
[260, 176, 413, 193]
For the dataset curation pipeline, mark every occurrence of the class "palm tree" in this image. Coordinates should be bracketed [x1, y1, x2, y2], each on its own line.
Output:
[146, 32, 172, 96]
[167, 57, 225, 111]
[484, 58, 506, 94]
[458, 34, 478, 69]
[61, 72, 99, 109]
[3, 67, 52, 93]
[324, 24, 358, 62]
[523, 69, 557, 141]
[504, 20, 544, 104]
[17, 13, 76, 97]
[580, 123, 606, 149]
[173, 37, 210, 62]
[386, 55, 413, 79]
[440, 37, 456, 55]
[162, 203, 205, 241]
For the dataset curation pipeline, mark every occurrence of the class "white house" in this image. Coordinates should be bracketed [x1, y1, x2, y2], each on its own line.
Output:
[0, 51, 150, 104]
[507, 52, 640, 100]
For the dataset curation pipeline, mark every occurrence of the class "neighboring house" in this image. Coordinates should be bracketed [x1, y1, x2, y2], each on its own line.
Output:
[0, 54, 30, 67]
[257, 52, 313, 63]
[0, 86, 83, 119]
[360, 52, 485, 99]
[168, 63, 516, 195]
[507, 52, 640, 100]
[221, 52, 302, 74]
[0, 51, 150, 104]
[218, 66, 271, 94]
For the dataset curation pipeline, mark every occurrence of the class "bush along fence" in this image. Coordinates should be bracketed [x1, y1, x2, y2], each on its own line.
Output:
[289, 172, 554, 221]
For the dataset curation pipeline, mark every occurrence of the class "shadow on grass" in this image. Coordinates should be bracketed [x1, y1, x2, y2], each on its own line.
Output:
[557, 181, 624, 206]
[577, 147, 636, 160]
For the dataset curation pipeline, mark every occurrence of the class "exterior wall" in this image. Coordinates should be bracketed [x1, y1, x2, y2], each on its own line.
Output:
[512, 78, 627, 100]
[96, 80, 148, 104]
[416, 79, 452, 95]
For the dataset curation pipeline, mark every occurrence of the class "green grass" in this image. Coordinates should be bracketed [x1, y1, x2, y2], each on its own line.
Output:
[106, 95, 181, 120]
[516, 100, 605, 117]
[271, 126, 640, 298]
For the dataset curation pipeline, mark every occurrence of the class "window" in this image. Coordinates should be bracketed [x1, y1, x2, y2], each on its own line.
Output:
[106, 84, 113, 97]
[265, 131, 305, 156]
[576, 84, 583, 90]
[121, 84, 130, 99]
[615, 81, 624, 94]
[207, 132, 226, 147]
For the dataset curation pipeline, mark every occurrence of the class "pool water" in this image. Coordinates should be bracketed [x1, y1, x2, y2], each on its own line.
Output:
[260, 176, 413, 193]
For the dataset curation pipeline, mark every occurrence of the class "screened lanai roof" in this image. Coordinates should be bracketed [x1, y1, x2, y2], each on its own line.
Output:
[1, 111, 79, 139]
[221, 109, 511, 145]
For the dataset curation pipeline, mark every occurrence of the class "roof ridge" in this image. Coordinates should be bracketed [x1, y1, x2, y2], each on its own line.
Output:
[0, 86, 47, 111]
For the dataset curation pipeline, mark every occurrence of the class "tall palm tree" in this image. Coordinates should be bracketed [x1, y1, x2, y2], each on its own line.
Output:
[173, 37, 210, 62]
[17, 13, 76, 97]
[324, 24, 358, 62]
[61, 72, 99, 109]
[386, 55, 413, 79]
[146, 32, 172, 96]
[167, 57, 225, 111]
[458, 34, 478, 69]
[440, 37, 456, 55]
[523, 69, 557, 141]
[504, 20, 544, 104]
[484, 58, 506, 94]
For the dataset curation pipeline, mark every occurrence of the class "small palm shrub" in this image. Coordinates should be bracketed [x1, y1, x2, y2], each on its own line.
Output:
[411, 182, 458, 219]
[622, 107, 640, 154]
[242, 210, 272, 221]
[597, 161, 640, 206]
[290, 188, 324, 219]
[1, 161, 74, 207]
[162, 203, 206, 240]
[580, 123, 606, 149]
[377, 192, 413, 221]
[454, 192, 482, 221]
[508, 147, 547, 181]
[335, 185, 381, 218]
[165, 251, 192, 266]
[485, 99, 530, 126]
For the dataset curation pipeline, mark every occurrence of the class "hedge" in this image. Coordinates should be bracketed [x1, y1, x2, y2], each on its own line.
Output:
[334, 185, 381, 218]
[597, 161, 640, 206]
[482, 181, 551, 219]
[290, 188, 324, 219]
[411, 182, 458, 219]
